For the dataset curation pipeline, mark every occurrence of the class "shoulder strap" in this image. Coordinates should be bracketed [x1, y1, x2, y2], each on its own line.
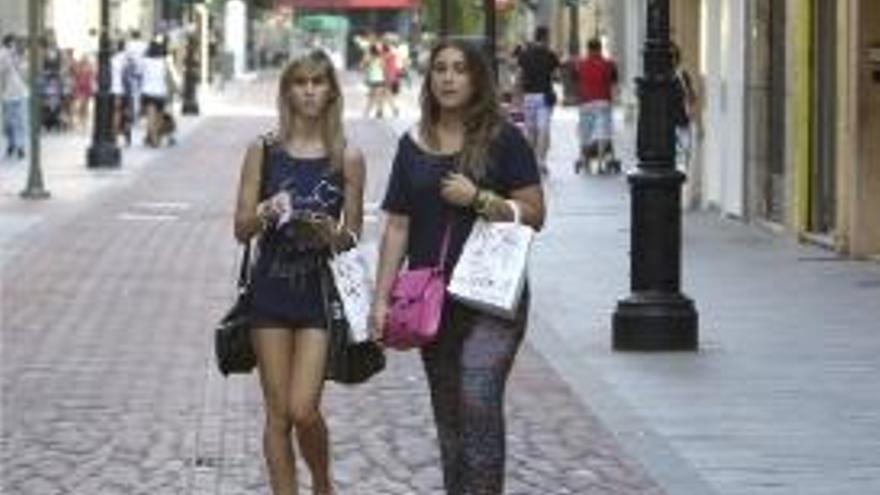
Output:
[237, 138, 271, 288]
[435, 218, 453, 272]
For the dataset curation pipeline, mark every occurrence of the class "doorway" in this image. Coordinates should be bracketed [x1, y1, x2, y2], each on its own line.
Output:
[808, 0, 837, 235]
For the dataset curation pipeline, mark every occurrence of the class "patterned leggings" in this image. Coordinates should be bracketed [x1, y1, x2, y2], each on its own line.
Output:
[421, 297, 529, 495]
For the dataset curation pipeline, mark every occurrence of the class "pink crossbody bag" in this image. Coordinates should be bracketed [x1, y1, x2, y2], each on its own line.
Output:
[384, 225, 451, 350]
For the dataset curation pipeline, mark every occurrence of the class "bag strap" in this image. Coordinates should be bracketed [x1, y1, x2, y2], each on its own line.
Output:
[434, 216, 453, 271]
[237, 137, 271, 289]
[506, 199, 522, 225]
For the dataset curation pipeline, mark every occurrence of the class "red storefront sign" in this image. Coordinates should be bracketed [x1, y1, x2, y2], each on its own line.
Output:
[280, 0, 513, 10]
[279, 0, 417, 9]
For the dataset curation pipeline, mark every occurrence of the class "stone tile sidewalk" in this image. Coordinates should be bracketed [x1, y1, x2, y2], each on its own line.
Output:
[1, 104, 665, 494]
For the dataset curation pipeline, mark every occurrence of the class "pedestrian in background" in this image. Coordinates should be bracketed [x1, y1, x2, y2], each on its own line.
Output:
[361, 43, 386, 118]
[382, 42, 401, 117]
[111, 40, 138, 146]
[0, 34, 28, 160]
[140, 41, 170, 147]
[71, 52, 95, 132]
[233, 50, 365, 495]
[516, 26, 560, 175]
[574, 38, 619, 174]
[671, 43, 697, 171]
[371, 39, 545, 495]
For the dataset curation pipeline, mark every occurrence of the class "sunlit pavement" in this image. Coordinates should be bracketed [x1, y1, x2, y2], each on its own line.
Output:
[1, 73, 665, 494]
[3, 71, 880, 495]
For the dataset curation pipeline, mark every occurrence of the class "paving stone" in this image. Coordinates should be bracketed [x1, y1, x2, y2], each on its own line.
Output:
[1, 77, 665, 495]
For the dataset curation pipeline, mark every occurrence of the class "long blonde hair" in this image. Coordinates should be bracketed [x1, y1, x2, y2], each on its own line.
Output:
[276, 50, 345, 172]
[419, 39, 504, 181]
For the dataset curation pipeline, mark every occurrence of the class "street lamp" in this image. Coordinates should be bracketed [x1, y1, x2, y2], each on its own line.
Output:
[182, 32, 200, 115]
[567, 0, 581, 57]
[611, 0, 698, 351]
[87, 0, 121, 168]
[440, 0, 451, 37]
[21, 0, 50, 199]
[483, 0, 497, 77]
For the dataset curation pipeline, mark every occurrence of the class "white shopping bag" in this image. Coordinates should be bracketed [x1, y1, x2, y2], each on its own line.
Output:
[448, 201, 534, 319]
[327, 246, 373, 342]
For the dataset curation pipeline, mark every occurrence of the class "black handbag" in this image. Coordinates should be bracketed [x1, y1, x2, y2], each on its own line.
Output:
[214, 243, 258, 375]
[320, 265, 386, 385]
[214, 138, 271, 376]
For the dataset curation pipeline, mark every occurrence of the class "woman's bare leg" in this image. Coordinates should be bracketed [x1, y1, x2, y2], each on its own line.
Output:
[254, 327, 298, 495]
[289, 328, 333, 495]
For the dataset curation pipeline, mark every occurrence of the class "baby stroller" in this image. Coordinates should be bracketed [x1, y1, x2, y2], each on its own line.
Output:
[575, 141, 621, 175]
[41, 75, 66, 132]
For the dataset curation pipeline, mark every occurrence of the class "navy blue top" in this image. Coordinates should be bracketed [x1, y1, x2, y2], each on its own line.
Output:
[250, 144, 344, 327]
[381, 122, 541, 274]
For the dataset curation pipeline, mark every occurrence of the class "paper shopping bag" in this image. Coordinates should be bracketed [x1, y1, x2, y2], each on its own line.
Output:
[327, 246, 373, 342]
[448, 219, 534, 319]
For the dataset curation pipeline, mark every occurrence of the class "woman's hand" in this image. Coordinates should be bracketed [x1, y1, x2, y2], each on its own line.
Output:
[440, 172, 478, 208]
[257, 191, 292, 224]
[368, 298, 389, 345]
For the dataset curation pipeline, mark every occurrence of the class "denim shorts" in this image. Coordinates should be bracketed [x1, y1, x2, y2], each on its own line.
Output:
[522, 93, 552, 132]
[579, 100, 612, 145]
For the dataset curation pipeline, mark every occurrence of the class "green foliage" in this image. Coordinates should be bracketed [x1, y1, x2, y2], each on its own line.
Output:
[421, 0, 485, 36]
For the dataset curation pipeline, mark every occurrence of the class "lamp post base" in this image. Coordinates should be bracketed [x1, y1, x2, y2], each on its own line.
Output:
[20, 187, 50, 200]
[182, 100, 200, 115]
[613, 293, 698, 351]
[87, 142, 121, 168]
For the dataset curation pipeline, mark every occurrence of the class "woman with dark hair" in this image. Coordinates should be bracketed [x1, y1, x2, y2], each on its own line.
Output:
[234, 50, 365, 495]
[371, 39, 545, 494]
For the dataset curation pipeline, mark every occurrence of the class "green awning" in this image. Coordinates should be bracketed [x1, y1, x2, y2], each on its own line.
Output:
[295, 15, 350, 32]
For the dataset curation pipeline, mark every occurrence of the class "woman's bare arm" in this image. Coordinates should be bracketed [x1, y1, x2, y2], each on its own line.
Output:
[233, 141, 265, 243]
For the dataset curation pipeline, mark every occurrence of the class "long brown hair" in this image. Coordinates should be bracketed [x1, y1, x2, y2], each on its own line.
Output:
[419, 39, 504, 180]
[276, 50, 345, 172]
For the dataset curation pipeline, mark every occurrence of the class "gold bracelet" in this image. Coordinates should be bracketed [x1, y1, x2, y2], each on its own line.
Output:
[473, 190, 491, 217]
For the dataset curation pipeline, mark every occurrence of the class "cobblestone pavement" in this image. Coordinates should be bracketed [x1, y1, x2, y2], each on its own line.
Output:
[1, 80, 665, 494]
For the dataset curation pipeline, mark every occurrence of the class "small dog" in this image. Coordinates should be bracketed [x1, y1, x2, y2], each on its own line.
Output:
[158, 111, 177, 146]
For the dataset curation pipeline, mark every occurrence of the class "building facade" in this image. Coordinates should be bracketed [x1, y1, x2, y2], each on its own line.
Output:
[659, 0, 880, 259]
[0, 0, 158, 55]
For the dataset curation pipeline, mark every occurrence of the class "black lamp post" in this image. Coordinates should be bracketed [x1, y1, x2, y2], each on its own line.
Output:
[567, 0, 580, 57]
[87, 0, 121, 168]
[21, 0, 50, 199]
[440, 0, 451, 37]
[181, 32, 200, 115]
[483, 0, 497, 77]
[612, 0, 698, 351]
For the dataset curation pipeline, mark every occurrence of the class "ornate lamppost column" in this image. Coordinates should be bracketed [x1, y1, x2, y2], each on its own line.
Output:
[87, 0, 121, 168]
[483, 0, 497, 76]
[182, 32, 200, 115]
[612, 0, 698, 351]
[440, 0, 451, 38]
[21, 0, 50, 199]
[567, 0, 581, 57]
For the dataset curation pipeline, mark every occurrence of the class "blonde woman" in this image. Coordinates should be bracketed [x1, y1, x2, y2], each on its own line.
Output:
[234, 50, 365, 495]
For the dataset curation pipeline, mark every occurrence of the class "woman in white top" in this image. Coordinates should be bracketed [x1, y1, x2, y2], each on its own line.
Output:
[141, 41, 169, 147]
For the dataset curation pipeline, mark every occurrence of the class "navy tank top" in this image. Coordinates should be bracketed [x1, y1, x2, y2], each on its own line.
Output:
[249, 144, 344, 327]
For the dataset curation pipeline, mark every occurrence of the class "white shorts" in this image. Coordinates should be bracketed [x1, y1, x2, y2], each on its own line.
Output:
[579, 101, 613, 145]
[522, 93, 552, 133]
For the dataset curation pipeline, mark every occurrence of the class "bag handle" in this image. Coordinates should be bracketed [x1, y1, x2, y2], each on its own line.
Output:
[505, 199, 522, 225]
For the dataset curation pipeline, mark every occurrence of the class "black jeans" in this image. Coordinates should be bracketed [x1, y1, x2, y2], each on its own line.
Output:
[421, 296, 529, 495]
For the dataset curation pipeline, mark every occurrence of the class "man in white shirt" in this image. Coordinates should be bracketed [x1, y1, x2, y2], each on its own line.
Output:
[0, 34, 29, 160]
[124, 30, 147, 122]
